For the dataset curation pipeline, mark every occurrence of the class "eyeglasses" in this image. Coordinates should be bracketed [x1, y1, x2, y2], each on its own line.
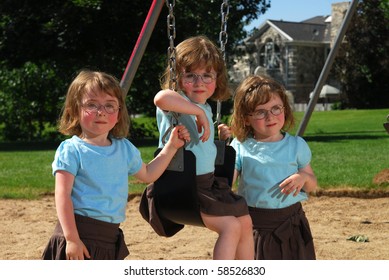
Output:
[248, 105, 285, 120]
[181, 72, 217, 84]
[82, 102, 120, 114]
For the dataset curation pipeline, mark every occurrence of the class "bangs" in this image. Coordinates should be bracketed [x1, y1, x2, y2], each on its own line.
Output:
[243, 87, 275, 113]
[83, 76, 122, 100]
[181, 55, 220, 73]
[177, 38, 223, 73]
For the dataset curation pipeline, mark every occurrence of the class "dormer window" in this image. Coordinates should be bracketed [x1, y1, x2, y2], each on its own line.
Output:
[259, 39, 280, 69]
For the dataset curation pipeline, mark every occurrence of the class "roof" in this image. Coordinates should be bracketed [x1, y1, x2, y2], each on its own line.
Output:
[302, 15, 330, 24]
[246, 16, 331, 44]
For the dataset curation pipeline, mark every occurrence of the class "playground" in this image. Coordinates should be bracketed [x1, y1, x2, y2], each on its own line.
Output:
[1, 189, 389, 260]
[0, 0, 387, 261]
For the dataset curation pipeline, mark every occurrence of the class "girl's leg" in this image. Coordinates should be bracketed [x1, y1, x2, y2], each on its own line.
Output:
[235, 214, 254, 260]
[201, 212, 241, 260]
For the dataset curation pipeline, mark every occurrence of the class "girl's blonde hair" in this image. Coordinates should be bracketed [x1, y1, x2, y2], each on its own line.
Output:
[160, 35, 231, 101]
[58, 70, 130, 138]
[231, 75, 295, 142]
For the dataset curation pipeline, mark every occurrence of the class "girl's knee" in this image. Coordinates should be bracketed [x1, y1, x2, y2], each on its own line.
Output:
[220, 217, 242, 236]
[201, 214, 250, 237]
[226, 216, 252, 234]
[239, 215, 253, 232]
[232, 217, 243, 231]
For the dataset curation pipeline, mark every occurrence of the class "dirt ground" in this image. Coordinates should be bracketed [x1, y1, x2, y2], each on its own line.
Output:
[1, 188, 389, 260]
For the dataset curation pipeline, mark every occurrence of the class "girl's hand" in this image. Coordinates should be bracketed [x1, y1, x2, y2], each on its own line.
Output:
[279, 173, 306, 197]
[279, 164, 317, 196]
[172, 125, 191, 148]
[195, 113, 210, 142]
[66, 239, 91, 260]
[218, 123, 232, 141]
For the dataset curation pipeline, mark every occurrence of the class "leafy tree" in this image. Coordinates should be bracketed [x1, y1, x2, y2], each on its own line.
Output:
[0, 0, 270, 141]
[0, 62, 65, 141]
[333, 0, 389, 108]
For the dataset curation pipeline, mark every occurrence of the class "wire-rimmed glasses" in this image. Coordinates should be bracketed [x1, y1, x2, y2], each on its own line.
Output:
[248, 105, 285, 120]
[82, 102, 120, 114]
[181, 72, 217, 84]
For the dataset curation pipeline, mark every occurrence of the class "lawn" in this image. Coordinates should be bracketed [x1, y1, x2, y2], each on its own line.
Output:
[0, 109, 388, 199]
[293, 109, 388, 190]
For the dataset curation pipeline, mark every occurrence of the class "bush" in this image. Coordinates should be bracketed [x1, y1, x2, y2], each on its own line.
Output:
[129, 116, 159, 140]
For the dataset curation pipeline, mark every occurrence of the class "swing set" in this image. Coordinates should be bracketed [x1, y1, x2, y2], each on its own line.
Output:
[121, 0, 235, 235]
[122, 0, 370, 236]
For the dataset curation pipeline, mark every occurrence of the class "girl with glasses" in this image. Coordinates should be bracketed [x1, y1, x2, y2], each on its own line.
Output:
[153, 35, 254, 260]
[42, 70, 190, 260]
[219, 75, 317, 260]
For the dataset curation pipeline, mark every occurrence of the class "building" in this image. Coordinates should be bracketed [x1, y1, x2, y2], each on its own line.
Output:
[229, 1, 350, 110]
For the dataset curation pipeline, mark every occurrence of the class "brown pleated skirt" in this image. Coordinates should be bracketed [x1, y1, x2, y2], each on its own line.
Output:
[42, 214, 129, 260]
[249, 202, 316, 260]
[196, 173, 249, 217]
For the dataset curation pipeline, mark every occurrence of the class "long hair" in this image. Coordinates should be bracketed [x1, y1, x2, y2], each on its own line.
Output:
[160, 35, 231, 101]
[230, 75, 295, 142]
[58, 70, 130, 138]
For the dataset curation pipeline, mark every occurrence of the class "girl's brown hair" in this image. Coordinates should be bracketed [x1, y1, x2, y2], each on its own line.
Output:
[160, 35, 231, 101]
[230, 75, 295, 142]
[58, 70, 130, 138]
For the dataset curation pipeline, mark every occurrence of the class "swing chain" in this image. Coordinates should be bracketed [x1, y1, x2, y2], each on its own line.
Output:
[219, 0, 229, 62]
[166, 0, 177, 91]
[216, 0, 229, 125]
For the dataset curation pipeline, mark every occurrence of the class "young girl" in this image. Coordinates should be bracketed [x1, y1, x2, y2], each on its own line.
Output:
[42, 70, 189, 260]
[153, 35, 254, 260]
[220, 75, 317, 260]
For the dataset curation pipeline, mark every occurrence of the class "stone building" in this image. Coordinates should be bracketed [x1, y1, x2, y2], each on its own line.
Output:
[229, 1, 350, 107]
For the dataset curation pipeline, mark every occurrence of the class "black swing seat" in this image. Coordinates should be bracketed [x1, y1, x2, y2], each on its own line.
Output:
[152, 148, 199, 226]
[150, 140, 236, 228]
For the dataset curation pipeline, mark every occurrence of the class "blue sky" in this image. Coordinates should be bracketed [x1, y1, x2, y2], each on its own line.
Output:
[244, 0, 346, 31]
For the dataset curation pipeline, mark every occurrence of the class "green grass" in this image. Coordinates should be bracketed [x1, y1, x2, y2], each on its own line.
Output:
[0, 150, 54, 199]
[294, 109, 387, 136]
[292, 109, 389, 190]
[1, 109, 388, 199]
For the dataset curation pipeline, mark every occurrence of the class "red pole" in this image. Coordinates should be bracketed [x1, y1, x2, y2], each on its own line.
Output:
[120, 0, 164, 96]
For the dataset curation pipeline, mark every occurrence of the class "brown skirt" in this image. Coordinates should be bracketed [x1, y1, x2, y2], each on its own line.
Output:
[249, 202, 316, 260]
[196, 173, 249, 217]
[41, 214, 129, 260]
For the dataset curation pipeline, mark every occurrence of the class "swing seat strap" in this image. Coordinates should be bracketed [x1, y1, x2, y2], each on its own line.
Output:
[161, 112, 185, 172]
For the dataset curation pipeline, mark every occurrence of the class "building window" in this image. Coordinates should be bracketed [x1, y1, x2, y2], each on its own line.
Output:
[259, 40, 280, 69]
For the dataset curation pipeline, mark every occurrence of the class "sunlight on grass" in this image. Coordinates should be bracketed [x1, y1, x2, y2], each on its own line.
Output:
[1, 109, 388, 199]
[309, 139, 388, 189]
[0, 150, 55, 199]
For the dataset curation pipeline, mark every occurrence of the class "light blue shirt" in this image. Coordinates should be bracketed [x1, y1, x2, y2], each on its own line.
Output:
[52, 135, 142, 223]
[230, 133, 311, 209]
[156, 93, 217, 175]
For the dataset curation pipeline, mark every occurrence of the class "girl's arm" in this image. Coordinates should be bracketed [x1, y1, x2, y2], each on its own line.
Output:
[221, 125, 239, 187]
[134, 125, 190, 183]
[154, 89, 210, 142]
[279, 164, 317, 196]
[55, 171, 90, 260]
[298, 164, 317, 193]
[217, 123, 232, 141]
[232, 169, 240, 187]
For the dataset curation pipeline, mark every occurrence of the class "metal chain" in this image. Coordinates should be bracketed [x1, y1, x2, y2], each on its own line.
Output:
[219, 0, 229, 62]
[164, 0, 229, 125]
[166, 0, 177, 91]
[216, 0, 229, 125]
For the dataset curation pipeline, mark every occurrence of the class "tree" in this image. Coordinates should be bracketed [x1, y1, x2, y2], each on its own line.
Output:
[0, 0, 270, 141]
[0, 62, 65, 141]
[333, 0, 389, 109]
